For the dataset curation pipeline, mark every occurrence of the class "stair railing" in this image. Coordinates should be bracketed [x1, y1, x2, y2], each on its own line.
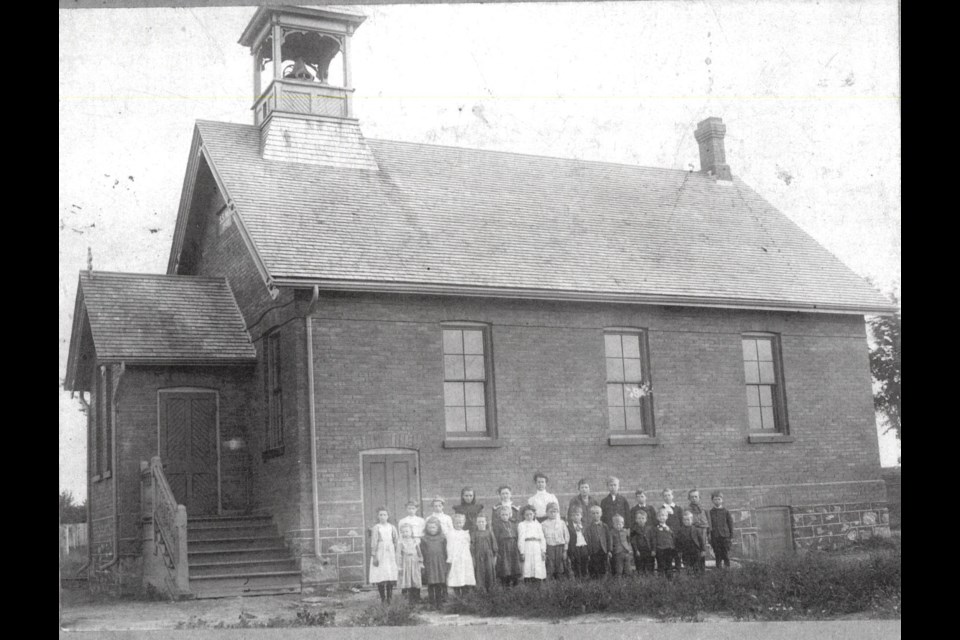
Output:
[140, 456, 190, 597]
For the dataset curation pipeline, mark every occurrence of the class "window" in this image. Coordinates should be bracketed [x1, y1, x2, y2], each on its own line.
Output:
[742, 334, 788, 434]
[604, 331, 654, 435]
[93, 365, 113, 478]
[442, 325, 495, 437]
[263, 330, 284, 456]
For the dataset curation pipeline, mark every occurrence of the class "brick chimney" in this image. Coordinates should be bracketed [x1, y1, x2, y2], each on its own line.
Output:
[694, 117, 732, 180]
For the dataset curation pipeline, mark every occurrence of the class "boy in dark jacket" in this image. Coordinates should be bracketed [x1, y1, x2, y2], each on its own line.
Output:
[654, 507, 677, 578]
[676, 510, 708, 574]
[608, 514, 633, 576]
[584, 505, 610, 578]
[629, 508, 656, 573]
[600, 476, 631, 528]
[660, 488, 684, 572]
[567, 506, 591, 578]
[709, 490, 735, 568]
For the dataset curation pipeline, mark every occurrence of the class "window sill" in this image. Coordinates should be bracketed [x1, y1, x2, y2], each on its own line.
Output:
[262, 447, 285, 461]
[608, 434, 659, 446]
[747, 434, 794, 444]
[443, 437, 502, 449]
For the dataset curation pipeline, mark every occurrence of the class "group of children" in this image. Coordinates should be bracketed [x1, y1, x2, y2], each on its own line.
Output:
[367, 474, 736, 607]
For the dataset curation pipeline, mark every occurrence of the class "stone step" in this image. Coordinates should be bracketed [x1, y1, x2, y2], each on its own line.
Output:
[189, 570, 302, 598]
[188, 524, 278, 541]
[188, 546, 292, 563]
[190, 558, 299, 577]
[189, 536, 285, 552]
[188, 514, 274, 529]
[190, 584, 302, 599]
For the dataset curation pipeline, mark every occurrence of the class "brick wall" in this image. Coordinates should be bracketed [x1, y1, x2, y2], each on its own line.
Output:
[298, 293, 885, 583]
[112, 367, 255, 548]
[182, 165, 306, 545]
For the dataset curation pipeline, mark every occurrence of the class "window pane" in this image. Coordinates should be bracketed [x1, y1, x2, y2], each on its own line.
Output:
[607, 384, 624, 408]
[624, 384, 641, 406]
[464, 382, 486, 407]
[604, 334, 622, 358]
[742, 339, 759, 362]
[761, 407, 776, 430]
[623, 358, 642, 382]
[747, 407, 763, 431]
[444, 382, 464, 407]
[622, 334, 641, 359]
[445, 407, 466, 432]
[465, 407, 487, 432]
[608, 406, 626, 431]
[745, 385, 760, 407]
[463, 330, 484, 355]
[744, 360, 760, 384]
[756, 339, 773, 362]
[444, 354, 464, 380]
[464, 355, 485, 380]
[606, 357, 624, 382]
[625, 405, 644, 431]
[758, 385, 773, 407]
[758, 361, 776, 384]
[442, 329, 463, 355]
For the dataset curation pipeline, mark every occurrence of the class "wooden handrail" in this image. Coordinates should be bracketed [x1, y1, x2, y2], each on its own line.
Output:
[141, 456, 189, 596]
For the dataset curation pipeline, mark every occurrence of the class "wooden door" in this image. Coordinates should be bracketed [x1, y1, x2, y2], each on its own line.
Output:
[159, 391, 219, 515]
[756, 507, 793, 559]
[362, 453, 419, 581]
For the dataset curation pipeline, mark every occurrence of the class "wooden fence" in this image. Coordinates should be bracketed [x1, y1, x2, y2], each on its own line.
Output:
[59, 523, 88, 556]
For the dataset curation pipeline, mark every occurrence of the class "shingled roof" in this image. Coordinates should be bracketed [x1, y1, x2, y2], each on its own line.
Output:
[64, 272, 256, 390]
[180, 119, 891, 314]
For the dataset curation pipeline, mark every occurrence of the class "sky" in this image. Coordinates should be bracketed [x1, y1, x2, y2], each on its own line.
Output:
[59, 1, 901, 499]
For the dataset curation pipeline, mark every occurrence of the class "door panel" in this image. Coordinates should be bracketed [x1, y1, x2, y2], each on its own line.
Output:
[160, 392, 219, 515]
[756, 507, 793, 559]
[362, 453, 418, 582]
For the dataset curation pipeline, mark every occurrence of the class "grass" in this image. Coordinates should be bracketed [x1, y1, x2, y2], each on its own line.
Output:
[176, 608, 336, 629]
[342, 600, 423, 627]
[445, 544, 901, 621]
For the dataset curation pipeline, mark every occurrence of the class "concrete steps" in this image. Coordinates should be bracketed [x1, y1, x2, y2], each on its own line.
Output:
[186, 515, 300, 599]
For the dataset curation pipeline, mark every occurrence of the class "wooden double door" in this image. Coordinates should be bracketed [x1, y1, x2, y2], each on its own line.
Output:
[159, 391, 219, 515]
[362, 452, 419, 581]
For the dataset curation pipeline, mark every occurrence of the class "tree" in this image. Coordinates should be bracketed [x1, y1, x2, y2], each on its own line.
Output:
[868, 300, 900, 446]
[59, 490, 87, 524]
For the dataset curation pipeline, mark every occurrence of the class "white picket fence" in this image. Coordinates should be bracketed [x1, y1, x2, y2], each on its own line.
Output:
[59, 523, 88, 556]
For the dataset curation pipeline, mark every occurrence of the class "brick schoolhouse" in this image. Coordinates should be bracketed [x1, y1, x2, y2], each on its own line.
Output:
[63, 6, 894, 598]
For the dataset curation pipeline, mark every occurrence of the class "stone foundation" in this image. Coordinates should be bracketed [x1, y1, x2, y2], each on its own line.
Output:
[792, 502, 891, 551]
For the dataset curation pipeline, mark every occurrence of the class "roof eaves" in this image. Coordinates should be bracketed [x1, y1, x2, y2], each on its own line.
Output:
[270, 277, 897, 316]
[167, 126, 204, 275]
[95, 357, 258, 367]
[63, 277, 88, 392]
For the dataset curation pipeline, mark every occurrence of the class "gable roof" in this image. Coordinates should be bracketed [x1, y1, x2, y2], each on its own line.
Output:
[175, 119, 892, 315]
[64, 272, 256, 390]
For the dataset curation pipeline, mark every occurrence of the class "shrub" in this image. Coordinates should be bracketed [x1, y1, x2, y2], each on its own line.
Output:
[445, 547, 899, 621]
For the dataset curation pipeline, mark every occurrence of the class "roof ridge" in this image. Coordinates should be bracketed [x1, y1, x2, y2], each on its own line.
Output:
[194, 118, 711, 176]
[80, 270, 228, 283]
[367, 136, 711, 175]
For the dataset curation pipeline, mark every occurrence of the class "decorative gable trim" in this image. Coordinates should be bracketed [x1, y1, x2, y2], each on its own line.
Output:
[166, 125, 275, 298]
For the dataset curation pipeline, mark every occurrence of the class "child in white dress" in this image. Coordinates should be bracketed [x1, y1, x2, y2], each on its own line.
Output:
[397, 522, 423, 603]
[429, 495, 454, 536]
[517, 504, 547, 582]
[446, 513, 476, 595]
[368, 507, 400, 603]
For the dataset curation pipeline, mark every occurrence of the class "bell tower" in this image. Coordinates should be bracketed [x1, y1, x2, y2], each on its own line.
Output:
[238, 5, 378, 170]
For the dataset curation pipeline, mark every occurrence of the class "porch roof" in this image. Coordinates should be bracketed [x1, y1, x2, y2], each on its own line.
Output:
[64, 272, 256, 391]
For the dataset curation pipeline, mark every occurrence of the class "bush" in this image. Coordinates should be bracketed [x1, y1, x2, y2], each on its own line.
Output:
[445, 547, 900, 621]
